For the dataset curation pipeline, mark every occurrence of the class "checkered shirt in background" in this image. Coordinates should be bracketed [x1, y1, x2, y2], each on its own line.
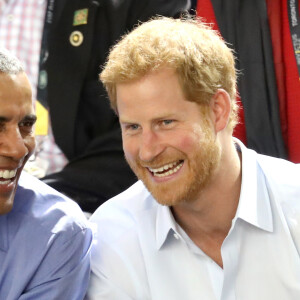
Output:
[0, 0, 68, 175]
[0, 0, 45, 100]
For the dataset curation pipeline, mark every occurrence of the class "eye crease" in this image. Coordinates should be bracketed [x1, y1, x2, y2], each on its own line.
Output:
[19, 115, 37, 127]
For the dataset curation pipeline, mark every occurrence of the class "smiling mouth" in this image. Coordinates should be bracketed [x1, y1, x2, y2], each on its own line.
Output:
[147, 160, 184, 177]
[0, 169, 17, 185]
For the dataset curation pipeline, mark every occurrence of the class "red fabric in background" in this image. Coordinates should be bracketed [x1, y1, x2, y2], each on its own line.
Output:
[197, 0, 300, 162]
[266, 0, 288, 147]
[280, 0, 300, 162]
[196, 0, 247, 145]
[267, 0, 300, 162]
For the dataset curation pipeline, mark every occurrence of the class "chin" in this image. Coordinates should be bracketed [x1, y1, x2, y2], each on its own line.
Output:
[0, 197, 14, 215]
[148, 185, 198, 207]
[0, 182, 18, 215]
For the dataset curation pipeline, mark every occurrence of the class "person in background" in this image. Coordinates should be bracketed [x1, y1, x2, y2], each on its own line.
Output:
[0, 0, 191, 213]
[0, 48, 92, 299]
[87, 16, 300, 299]
[196, 0, 300, 163]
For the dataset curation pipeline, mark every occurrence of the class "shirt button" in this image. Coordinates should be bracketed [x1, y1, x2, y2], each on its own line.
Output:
[7, 14, 14, 22]
[38, 70, 48, 89]
[173, 233, 179, 240]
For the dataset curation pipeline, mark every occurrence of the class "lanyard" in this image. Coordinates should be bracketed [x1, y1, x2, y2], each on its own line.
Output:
[37, 0, 56, 108]
[287, 0, 300, 80]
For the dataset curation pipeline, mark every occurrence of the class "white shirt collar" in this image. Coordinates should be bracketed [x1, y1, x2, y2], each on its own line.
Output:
[155, 204, 178, 250]
[155, 138, 273, 250]
[234, 138, 273, 232]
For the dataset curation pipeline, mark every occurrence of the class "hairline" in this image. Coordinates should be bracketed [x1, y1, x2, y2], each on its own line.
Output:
[0, 48, 24, 75]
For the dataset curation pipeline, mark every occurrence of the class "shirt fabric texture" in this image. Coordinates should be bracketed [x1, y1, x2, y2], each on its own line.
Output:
[87, 139, 300, 300]
[0, 171, 92, 300]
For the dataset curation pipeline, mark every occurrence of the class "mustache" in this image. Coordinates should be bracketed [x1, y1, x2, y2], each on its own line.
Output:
[126, 153, 185, 169]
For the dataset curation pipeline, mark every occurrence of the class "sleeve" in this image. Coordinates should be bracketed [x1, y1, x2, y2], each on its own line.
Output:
[85, 241, 145, 300]
[19, 227, 93, 300]
[85, 269, 135, 300]
[85, 216, 150, 300]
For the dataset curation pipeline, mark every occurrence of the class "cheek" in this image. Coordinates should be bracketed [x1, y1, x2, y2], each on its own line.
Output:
[122, 138, 138, 161]
[172, 132, 201, 154]
[25, 136, 36, 157]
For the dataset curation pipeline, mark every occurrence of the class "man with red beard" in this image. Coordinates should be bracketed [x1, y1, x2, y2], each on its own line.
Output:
[0, 48, 92, 299]
[87, 17, 300, 300]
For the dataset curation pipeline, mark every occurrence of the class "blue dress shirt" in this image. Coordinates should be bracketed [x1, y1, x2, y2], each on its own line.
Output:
[87, 139, 300, 300]
[0, 172, 92, 300]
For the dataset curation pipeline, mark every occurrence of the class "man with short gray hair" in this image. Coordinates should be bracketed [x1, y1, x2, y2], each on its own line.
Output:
[0, 48, 92, 299]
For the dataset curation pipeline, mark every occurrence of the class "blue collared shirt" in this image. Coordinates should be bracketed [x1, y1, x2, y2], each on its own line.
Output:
[87, 139, 300, 300]
[0, 172, 92, 300]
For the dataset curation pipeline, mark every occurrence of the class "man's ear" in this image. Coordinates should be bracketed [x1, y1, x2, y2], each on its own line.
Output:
[209, 89, 231, 133]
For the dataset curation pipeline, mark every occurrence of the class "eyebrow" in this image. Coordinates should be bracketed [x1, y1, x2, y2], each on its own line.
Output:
[0, 116, 8, 122]
[120, 113, 177, 124]
[0, 114, 37, 123]
[22, 114, 37, 123]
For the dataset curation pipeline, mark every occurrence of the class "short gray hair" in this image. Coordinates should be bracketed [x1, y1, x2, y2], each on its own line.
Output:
[0, 48, 24, 74]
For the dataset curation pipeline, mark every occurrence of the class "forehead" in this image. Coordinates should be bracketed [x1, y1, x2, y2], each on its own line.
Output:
[116, 68, 200, 121]
[0, 72, 33, 118]
[117, 69, 182, 113]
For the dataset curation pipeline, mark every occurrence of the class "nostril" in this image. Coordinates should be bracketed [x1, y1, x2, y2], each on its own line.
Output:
[139, 143, 165, 163]
[0, 135, 28, 160]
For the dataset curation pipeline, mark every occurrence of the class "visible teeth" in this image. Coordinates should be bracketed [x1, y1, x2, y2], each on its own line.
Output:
[149, 161, 183, 177]
[149, 162, 179, 173]
[0, 180, 11, 185]
[0, 169, 17, 179]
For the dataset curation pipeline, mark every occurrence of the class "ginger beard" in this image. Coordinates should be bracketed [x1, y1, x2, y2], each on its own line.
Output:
[125, 124, 221, 206]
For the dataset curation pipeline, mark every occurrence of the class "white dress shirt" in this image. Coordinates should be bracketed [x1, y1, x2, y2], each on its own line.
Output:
[87, 139, 300, 300]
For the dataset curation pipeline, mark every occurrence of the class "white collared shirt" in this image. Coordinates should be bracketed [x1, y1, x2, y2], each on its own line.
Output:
[87, 139, 300, 300]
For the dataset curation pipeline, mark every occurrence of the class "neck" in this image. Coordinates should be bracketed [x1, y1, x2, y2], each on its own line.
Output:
[171, 139, 242, 266]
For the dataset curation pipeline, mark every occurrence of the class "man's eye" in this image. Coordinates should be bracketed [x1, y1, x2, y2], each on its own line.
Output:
[19, 121, 33, 127]
[19, 121, 34, 132]
[126, 124, 140, 131]
[162, 119, 174, 126]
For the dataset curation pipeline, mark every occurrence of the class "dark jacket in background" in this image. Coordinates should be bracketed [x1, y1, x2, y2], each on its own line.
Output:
[197, 0, 287, 159]
[40, 0, 191, 212]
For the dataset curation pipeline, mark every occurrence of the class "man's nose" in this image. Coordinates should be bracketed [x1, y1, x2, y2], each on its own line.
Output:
[139, 130, 164, 162]
[0, 127, 28, 160]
